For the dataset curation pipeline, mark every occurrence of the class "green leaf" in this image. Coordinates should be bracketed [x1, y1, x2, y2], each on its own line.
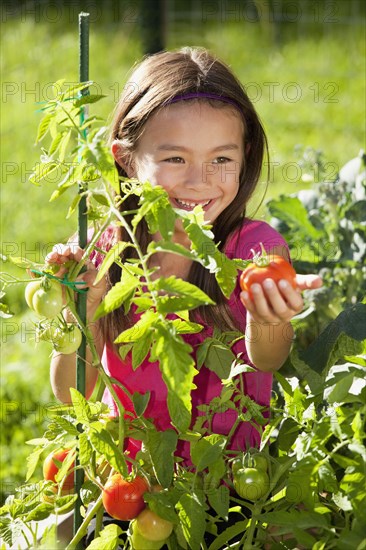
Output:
[191, 435, 226, 472]
[132, 392, 151, 417]
[94, 271, 139, 320]
[134, 183, 176, 239]
[114, 310, 158, 344]
[207, 484, 230, 519]
[147, 429, 178, 488]
[66, 193, 82, 219]
[267, 196, 325, 240]
[260, 509, 329, 530]
[25, 448, 43, 482]
[182, 215, 238, 298]
[36, 112, 53, 143]
[171, 318, 203, 335]
[132, 331, 153, 369]
[24, 502, 53, 522]
[79, 432, 94, 467]
[151, 321, 198, 432]
[207, 520, 249, 550]
[144, 491, 179, 524]
[74, 94, 107, 107]
[93, 241, 129, 285]
[86, 523, 123, 550]
[204, 338, 236, 379]
[155, 276, 215, 313]
[300, 303, 366, 376]
[58, 129, 71, 162]
[89, 428, 127, 476]
[69, 388, 92, 424]
[277, 417, 300, 452]
[176, 493, 206, 550]
[148, 239, 195, 261]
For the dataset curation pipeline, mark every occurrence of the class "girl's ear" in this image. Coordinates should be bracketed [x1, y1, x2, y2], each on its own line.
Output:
[111, 140, 135, 177]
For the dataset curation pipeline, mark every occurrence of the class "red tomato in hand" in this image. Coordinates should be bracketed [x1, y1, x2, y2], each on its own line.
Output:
[240, 244, 296, 297]
[102, 473, 149, 521]
[43, 448, 75, 492]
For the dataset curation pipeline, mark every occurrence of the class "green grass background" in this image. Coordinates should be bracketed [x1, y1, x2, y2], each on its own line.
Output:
[0, 0, 365, 500]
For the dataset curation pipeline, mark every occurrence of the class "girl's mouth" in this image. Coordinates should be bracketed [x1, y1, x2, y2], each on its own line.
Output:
[173, 198, 213, 211]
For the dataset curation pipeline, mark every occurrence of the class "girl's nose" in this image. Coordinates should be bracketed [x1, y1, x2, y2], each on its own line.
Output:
[183, 162, 213, 188]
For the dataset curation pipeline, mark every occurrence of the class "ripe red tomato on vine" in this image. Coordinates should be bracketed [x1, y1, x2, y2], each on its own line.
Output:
[43, 448, 75, 492]
[240, 243, 297, 297]
[102, 473, 149, 521]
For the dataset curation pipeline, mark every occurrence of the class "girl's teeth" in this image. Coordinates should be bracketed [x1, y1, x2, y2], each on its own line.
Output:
[176, 199, 210, 208]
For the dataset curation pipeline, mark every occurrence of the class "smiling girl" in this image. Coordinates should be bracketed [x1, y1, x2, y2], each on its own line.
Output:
[46, 46, 321, 545]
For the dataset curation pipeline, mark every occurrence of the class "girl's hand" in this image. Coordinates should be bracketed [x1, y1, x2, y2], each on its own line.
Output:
[45, 243, 106, 307]
[240, 274, 322, 325]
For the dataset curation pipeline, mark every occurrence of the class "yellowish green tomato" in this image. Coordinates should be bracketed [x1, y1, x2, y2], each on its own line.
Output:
[25, 279, 63, 318]
[130, 519, 166, 549]
[135, 508, 173, 541]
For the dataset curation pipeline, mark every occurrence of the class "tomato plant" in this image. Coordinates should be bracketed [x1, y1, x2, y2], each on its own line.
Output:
[25, 277, 63, 318]
[239, 243, 297, 296]
[102, 474, 149, 521]
[135, 507, 173, 541]
[233, 467, 270, 501]
[43, 448, 75, 492]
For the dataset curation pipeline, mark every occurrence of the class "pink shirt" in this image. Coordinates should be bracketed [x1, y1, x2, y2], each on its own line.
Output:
[93, 219, 289, 463]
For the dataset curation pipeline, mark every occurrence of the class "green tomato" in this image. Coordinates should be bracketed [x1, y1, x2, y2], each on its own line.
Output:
[53, 325, 82, 355]
[135, 508, 173, 541]
[252, 454, 268, 472]
[231, 456, 243, 475]
[233, 467, 269, 501]
[25, 279, 63, 318]
[130, 520, 166, 549]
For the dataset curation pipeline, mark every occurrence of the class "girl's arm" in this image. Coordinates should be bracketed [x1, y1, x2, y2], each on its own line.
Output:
[47, 244, 106, 403]
[240, 246, 322, 372]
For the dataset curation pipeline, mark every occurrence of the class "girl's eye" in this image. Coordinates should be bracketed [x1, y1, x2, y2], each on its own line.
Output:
[213, 157, 231, 164]
[164, 157, 185, 163]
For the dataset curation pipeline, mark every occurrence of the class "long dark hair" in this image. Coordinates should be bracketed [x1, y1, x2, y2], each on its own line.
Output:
[102, 47, 269, 342]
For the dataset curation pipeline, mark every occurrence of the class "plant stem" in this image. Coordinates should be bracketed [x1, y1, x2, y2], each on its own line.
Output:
[65, 493, 103, 549]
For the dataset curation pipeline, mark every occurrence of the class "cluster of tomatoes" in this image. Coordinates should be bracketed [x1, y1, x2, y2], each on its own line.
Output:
[44, 446, 271, 548]
[25, 275, 82, 355]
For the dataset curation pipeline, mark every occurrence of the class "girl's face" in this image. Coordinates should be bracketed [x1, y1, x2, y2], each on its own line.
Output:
[114, 102, 244, 238]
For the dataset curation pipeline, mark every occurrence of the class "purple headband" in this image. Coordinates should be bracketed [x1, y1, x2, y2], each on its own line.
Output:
[166, 92, 241, 112]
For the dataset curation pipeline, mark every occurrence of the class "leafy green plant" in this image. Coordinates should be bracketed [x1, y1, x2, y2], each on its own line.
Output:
[1, 83, 365, 550]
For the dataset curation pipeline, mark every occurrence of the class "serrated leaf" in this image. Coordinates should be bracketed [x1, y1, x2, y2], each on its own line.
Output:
[151, 321, 198, 432]
[89, 429, 127, 476]
[191, 435, 226, 472]
[36, 112, 53, 143]
[154, 276, 215, 313]
[74, 94, 107, 107]
[204, 339, 236, 379]
[146, 429, 178, 487]
[207, 520, 249, 550]
[85, 523, 123, 550]
[79, 432, 94, 467]
[115, 310, 158, 344]
[94, 241, 129, 285]
[132, 331, 153, 369]
[94, 272, 139, 320]
[25, 448, 43, 481]
[132, 392, 151, 417]
[177, 493, 206, 550]
[58, 129, 71, 162]
[267, 196, 325, 240]
[300, 303, 366, 377]
[70, 388, 92, 424]
[207, 484, 229, 519]
[66, 193, 82, 219]
[24, 502, 54, 522]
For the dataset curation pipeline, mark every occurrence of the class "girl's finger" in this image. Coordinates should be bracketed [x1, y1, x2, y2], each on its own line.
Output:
[295, 274, 323, 290]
